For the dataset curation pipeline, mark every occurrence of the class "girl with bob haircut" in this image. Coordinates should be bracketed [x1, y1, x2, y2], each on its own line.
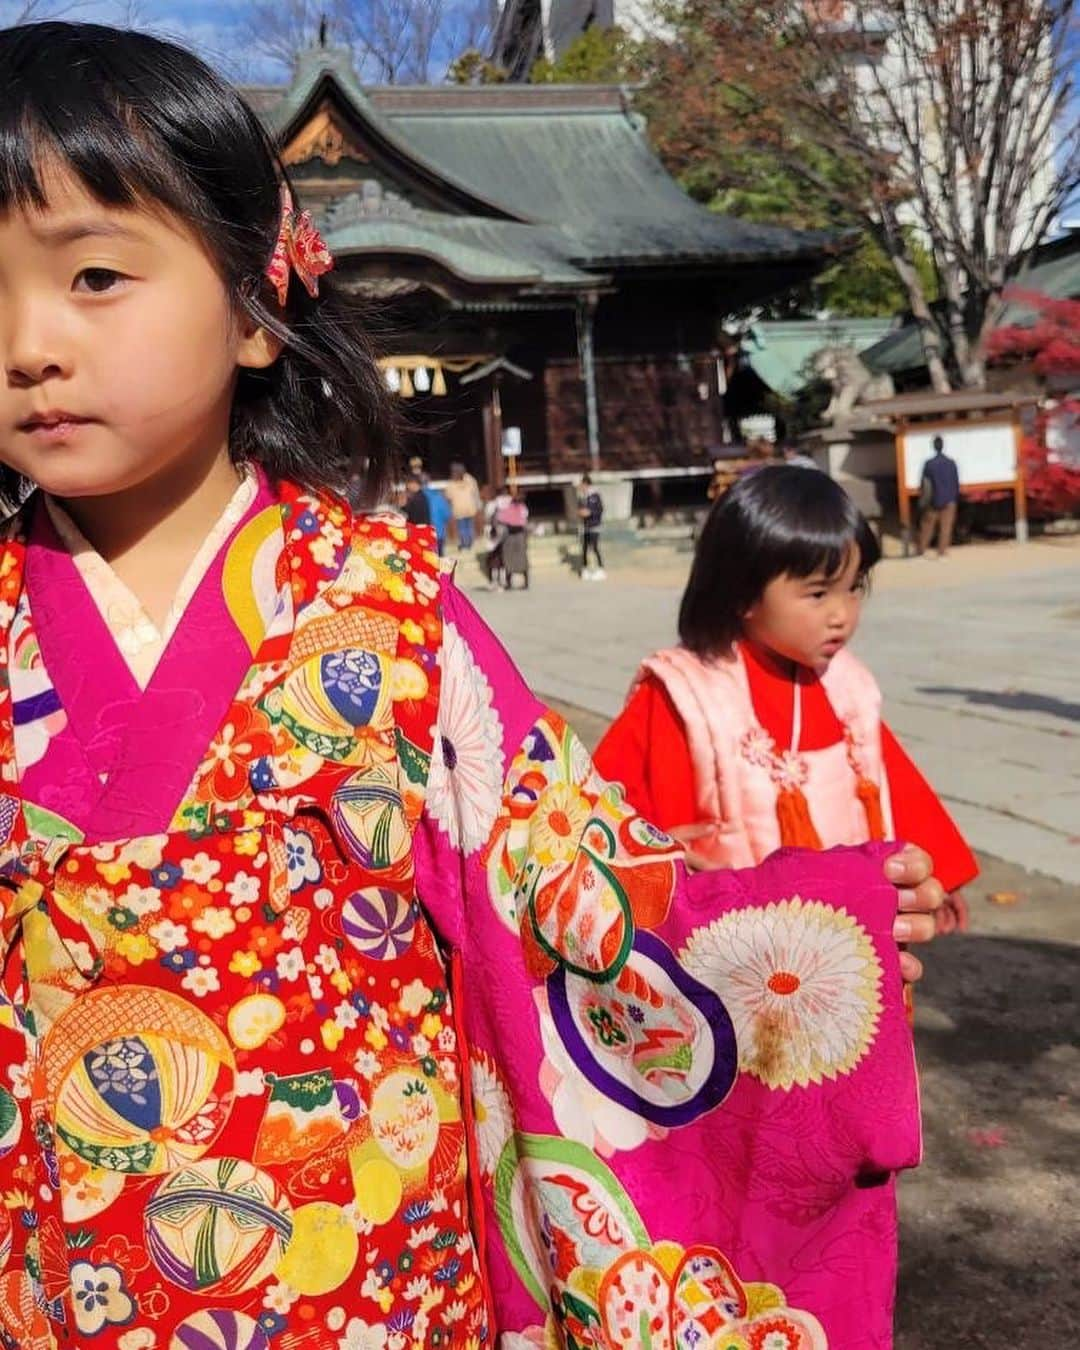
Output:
[0, 24, 944, 1350]
[597, 463, 974, 903]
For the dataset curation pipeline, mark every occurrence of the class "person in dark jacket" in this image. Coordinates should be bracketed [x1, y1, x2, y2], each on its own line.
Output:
[918, 435, 961, 557]
[403, 474, 431, 527]
[577, 474, 605, 580]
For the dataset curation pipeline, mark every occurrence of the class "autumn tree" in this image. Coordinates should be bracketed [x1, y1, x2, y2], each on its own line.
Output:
[987, 288, 1080, 514]
[643, 0, 1080, 391]
[521, 24, 931, 317]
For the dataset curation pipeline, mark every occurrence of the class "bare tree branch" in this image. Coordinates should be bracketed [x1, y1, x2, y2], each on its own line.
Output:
[6, 0, 87, 20]
[685, 0, 1078, 387]
[239, 0, 490, 83]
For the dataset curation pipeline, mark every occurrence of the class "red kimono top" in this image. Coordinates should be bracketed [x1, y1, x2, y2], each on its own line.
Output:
[594, 644, 978, 895]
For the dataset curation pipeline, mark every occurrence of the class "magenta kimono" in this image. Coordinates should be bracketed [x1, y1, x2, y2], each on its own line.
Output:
[0, 475, 919, 1349]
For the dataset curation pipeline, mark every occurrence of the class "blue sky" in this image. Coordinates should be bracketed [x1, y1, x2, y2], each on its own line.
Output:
[0, 0, 277, 79]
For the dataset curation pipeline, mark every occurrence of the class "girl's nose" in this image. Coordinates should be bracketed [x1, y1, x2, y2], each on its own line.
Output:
[6, 347, 68, 387]
[5, 311, 71, 387]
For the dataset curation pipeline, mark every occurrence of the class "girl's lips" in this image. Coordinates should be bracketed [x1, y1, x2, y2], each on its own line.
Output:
[18, 415, 94, 443]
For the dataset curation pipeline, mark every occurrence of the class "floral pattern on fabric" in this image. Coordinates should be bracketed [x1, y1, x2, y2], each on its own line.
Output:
[426, 621, 503, 856]
[0, 489, 923, 1350]
[0, 497, 489, 1349]
[680, 898, 883, 1090]
[492, 1132, 827, 1350]
[414, 580, 922, 1348]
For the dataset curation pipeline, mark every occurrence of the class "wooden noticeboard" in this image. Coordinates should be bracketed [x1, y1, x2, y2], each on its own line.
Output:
[896, 413, 1028, 551]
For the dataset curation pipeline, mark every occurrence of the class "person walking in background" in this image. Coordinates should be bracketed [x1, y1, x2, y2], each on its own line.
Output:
[578, 472, 605, 579]
[445, 460, 481, 549]
[403, 472, 431, 526]
[919, 434, 961, 556]
[495, 483, 530, 588]
[420, 476, 452, 554]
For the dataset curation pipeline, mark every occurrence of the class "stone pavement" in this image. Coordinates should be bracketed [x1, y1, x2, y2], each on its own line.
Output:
[462, 533, 1080, 883]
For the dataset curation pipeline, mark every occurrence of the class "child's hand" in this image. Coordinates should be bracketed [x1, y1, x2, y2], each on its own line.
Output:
[935, 889, 970, 935]
[886, 844, 945, 983]
[669, 823, 730, 872]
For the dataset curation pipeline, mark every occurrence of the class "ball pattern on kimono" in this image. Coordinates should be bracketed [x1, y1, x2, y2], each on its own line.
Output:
[331, 767, 411, 872]
[279, 649, 393, 763]
[341, 888, 416, 959]
[0, 1086, 21, 1160]
[145, 1157, 293, 1295]
[369, 1069, 440, 1171]
[321, 649, 385, 726]
[0, 1207, 10, 1274]
[227, 994, 286, 1052]
[169, 1309, 270, 1350]
[44, 987, 235, 1175]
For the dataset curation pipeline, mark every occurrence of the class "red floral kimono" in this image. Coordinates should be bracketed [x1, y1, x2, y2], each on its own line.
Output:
[0, 477, 920, 1350]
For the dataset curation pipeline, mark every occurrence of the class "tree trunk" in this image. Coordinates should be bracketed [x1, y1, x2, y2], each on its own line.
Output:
[966, 288, 1006, 389]
[873, 206, 953, 392]
[889, 252, 952, 393]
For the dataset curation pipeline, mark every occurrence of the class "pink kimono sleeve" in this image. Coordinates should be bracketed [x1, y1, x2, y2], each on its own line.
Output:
[413, 579, 921, 1349]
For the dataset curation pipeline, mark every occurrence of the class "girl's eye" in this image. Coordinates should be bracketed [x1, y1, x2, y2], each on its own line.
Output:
[809, 589, 827, 600]
[73, 268, 125, 294]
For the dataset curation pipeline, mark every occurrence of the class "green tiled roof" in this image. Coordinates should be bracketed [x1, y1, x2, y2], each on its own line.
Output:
[746, 318, 896, 396]
[323, 205, 594, 287]
[247, 55, 838, 276]
[377, 101, 833, 265]
[863, 232, 1080, 375]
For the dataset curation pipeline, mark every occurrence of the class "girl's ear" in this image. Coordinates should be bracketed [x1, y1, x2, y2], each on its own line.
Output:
[236, 314, 283, 370]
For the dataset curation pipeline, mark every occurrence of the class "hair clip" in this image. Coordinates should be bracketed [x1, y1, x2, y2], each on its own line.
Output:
[266, 183, 334, 307]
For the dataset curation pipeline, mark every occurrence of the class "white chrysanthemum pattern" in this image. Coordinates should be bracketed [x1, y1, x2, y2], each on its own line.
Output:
[426, 621, 504, 855]
[680, 897, 882, 1090]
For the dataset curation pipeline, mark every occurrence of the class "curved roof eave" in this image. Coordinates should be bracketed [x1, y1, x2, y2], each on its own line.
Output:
[266, 57, 527, 224]
[327, 235, 544, 287]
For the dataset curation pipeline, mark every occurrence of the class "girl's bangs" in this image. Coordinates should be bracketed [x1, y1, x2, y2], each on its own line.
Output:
[782, 518, 878, 582]
[783, 531, 856, 581]
[0, 90, 193, 219]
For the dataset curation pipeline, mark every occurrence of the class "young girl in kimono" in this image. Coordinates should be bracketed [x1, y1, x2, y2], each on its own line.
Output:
[594, 466, 976, 930]
[0, 23, 943, 1350]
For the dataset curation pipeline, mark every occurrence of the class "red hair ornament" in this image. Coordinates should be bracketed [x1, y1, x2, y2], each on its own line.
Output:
[265, 184, 334, 306]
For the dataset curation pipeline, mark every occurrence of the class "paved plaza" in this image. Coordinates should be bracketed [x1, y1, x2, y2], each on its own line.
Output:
[465, 531, 1080, 884]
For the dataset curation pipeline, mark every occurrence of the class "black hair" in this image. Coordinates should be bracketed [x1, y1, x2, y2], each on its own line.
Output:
[932, 435, 945, 452]
[678, 464, 880, 658]
[0, 21, 397, 503]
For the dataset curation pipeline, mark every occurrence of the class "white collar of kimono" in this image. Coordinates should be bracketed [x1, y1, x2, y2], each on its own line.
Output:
[43, 467, 259, 691]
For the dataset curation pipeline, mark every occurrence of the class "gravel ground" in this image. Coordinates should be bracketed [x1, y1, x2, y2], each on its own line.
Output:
[543, 695, 1080, 1349]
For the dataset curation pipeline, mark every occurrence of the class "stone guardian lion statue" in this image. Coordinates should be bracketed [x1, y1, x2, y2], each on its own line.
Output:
[813, 346, 895, 425]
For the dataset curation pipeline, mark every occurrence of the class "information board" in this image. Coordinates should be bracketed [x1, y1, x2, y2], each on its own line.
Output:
[902, 420, 1017, 491]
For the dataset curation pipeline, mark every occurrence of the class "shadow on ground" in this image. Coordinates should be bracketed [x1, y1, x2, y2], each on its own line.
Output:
[917, 684, 1080, 723]
[897, 931, 1079, 1347]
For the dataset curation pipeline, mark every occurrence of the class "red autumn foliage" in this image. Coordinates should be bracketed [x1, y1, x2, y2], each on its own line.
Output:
[986, 288, 1080, 516]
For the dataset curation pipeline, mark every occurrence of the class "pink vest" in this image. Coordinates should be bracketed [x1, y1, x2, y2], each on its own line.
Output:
[639, 644, 895, 868]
